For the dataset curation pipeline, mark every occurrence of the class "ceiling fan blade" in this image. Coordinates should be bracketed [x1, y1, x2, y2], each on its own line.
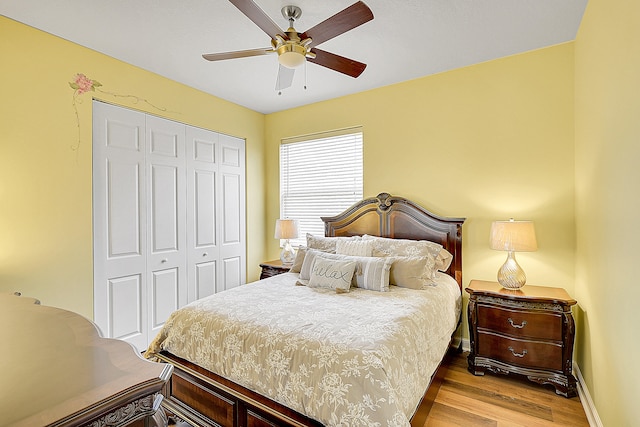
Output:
[275, 64, 295, 91]
[308, 48, 367, 78]
[301, 1, 374, 48]
[229, 0, 284, 40]
[202, 48, 273, 61]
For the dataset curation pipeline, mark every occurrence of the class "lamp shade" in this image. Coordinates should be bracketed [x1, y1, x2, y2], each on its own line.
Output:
[490, 219, 538, 252]
[274, 219, 299, 240]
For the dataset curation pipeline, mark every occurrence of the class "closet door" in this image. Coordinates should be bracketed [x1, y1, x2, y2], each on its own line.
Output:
[186, 126, 219, 302]
[93, 101, 246, 350]
[218, 134, 246, 290]
[93, 102, 148, 351]
[146, 115, 187, 340]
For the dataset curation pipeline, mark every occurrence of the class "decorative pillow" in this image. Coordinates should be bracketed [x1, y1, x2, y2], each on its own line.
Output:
[307, 256, 356, 293]
[436, 248, 454, 272]
[390, 256, 437, 289]
[306, 233, 361, 254]
[299, 249, 392, 292]
[299, 249, 324, 281]
[335, 239, 374, 257]
[362, 235, 443, 276]
[351, 256, 393, 292]
[289, 246, 307, 273]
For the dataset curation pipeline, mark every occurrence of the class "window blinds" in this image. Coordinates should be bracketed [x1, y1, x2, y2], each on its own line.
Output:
[280, 130, 363, 248]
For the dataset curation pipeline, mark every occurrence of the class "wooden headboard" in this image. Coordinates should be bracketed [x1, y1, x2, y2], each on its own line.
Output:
[321, 193, 466, 288]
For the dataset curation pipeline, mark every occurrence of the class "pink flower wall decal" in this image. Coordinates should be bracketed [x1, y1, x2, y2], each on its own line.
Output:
[69, 73, 102, 95]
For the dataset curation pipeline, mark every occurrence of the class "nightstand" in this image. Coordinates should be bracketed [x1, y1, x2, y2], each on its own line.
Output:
[259, 260, 290, 279]
[466, 279, 577, 397]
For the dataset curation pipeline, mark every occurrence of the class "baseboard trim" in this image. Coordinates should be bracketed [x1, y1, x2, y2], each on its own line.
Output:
[573, 362, 603, 427]
[457, 337, 470, 352]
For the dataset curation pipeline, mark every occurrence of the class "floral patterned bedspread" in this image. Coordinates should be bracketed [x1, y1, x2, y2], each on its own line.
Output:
[145, 272, 461, 427]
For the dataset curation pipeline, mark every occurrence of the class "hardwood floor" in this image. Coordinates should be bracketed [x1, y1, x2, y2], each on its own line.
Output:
[424, 351, 590, 426]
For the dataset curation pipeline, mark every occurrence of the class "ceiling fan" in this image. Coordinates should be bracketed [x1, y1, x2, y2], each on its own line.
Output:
[202, 0, 374, 92]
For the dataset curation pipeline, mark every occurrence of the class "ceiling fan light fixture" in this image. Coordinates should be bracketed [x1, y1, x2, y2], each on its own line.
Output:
[277, 43, 306, 68]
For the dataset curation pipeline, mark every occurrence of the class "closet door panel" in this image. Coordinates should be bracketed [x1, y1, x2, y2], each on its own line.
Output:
[222, 257, 241, 291]
[222, 174, 241, 245]
[109, 274, 143, 340]
[196, 261, 216, 300]
[151, 268, 179, 330]
[93, 101, 148, 351]
[108, 161, 142, 257]
[195, 170, 216, 247]
[150, 164, 179, 252]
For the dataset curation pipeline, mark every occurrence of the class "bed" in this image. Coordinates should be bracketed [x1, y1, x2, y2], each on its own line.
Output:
[145, 193, 465, 427]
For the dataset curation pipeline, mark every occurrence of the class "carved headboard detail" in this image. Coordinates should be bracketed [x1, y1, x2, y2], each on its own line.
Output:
[321, 193, 466, 288]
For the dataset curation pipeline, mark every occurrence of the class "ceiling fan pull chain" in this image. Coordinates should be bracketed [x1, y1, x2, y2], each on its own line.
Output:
[304, 60, 307, 90]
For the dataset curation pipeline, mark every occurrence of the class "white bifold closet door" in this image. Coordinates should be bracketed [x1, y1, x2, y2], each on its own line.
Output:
[93, 101, 245, 351]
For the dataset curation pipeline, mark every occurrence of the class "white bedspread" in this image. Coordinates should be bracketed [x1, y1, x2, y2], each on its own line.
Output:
[146, 272, 461, 427]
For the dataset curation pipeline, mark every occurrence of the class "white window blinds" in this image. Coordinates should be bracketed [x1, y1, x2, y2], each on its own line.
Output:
[280, 130, 363, 248]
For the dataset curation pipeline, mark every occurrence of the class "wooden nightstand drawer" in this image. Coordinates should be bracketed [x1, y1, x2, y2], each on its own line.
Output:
[477, 331, 563, 371]
[477, 305, 562, 341]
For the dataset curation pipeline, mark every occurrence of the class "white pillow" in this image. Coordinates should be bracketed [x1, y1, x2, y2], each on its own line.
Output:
[390, 256, 437, 289]
[300, 249, 392, 292]
[289, 246, 307, 273]
[436, 248, 454, 272]
[362, 235, 443, 276]
[335, 239, 374, 257]
[306, 233, 361, 254]
[307, 256, 356, 293]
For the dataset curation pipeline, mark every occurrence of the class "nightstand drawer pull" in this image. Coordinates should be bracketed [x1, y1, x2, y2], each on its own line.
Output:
[508, 346, 528, 358]
[508, 318, 527, 329]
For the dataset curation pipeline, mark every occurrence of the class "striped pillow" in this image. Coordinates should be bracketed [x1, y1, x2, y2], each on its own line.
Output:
[335, 239, 374, 257]
[299, 249, 392, 292]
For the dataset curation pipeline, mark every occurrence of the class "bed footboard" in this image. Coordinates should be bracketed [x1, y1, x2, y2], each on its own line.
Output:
[156, 347, 455, 427]
[156, 351, 323, 427]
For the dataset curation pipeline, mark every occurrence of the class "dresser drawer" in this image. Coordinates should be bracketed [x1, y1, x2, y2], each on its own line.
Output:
[170, 369, 236, 426]
[477, 331, 563, 371]
[477, 305, 562, 341]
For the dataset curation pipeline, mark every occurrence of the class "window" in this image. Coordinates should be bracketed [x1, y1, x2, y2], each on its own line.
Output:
[280, 129, 363, 247]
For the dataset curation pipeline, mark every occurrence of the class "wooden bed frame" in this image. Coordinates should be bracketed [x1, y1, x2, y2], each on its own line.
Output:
[156, 193, 465, 427]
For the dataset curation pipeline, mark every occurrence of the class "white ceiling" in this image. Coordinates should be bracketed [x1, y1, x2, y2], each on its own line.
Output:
[1, 0, 587, 114]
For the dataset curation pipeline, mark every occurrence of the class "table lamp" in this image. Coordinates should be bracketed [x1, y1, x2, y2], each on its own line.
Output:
[490, 219, 538, 289]
[274, 219, 299, 267]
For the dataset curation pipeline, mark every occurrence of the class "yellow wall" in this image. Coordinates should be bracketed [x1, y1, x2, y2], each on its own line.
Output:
[0, 17, 266, 319]
[6, 7, 637, 423]
[266, 44, 576, 335]
[574, 0, 640, 424]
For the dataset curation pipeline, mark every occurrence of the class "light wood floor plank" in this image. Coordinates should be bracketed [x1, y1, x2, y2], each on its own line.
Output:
[424, 351, 589, 427]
